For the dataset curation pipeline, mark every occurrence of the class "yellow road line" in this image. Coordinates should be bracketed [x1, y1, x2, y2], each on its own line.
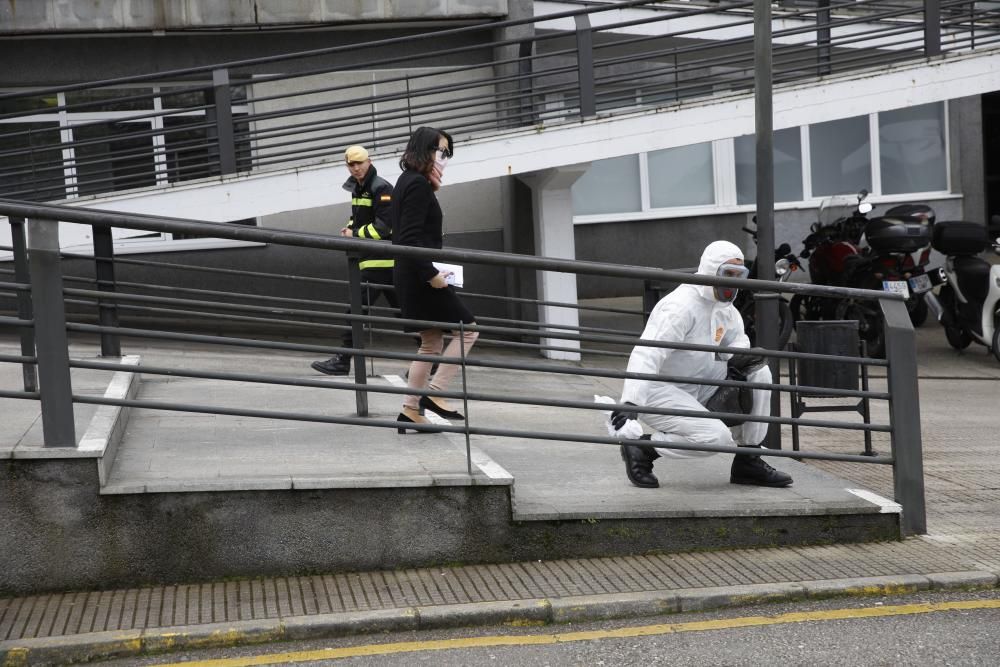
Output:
[159, 598, 1000, 667]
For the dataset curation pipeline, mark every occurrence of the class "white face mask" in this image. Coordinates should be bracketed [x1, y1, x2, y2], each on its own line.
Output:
[435, 148, 450, 172]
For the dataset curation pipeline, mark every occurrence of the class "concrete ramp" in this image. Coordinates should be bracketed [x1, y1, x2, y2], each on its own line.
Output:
[0, 344, 900, 595]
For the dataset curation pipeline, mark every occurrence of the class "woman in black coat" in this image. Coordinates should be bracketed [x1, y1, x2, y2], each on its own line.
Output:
[391, 126, 478, 432]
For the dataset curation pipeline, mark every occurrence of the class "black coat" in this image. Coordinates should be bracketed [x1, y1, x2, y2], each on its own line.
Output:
[390, 169, 473, 330]
[344, 165, 394, 270]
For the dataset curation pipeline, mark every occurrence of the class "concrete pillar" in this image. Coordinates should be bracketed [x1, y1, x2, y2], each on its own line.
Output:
[519, 164, 589, 361]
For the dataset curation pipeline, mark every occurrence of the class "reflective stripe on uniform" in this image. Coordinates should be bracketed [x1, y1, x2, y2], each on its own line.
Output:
[359, 259, 394, 269]
[358, 225, 383, 240]
[351, 197, 373, 207]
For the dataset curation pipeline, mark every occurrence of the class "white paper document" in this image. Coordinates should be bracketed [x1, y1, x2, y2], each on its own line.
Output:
[432, 262, 464, 288]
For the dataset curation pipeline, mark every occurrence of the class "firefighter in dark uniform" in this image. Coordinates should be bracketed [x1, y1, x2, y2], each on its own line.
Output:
[312, 145, 398, 375]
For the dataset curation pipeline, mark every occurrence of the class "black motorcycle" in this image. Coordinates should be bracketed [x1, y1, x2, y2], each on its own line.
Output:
[790, 191, 939, 357]
[734, 220, 802, 349]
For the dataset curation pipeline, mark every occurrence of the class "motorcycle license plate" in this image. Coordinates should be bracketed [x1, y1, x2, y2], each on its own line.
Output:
[882, 280, 910, 299]
[907, 273, 933, 294]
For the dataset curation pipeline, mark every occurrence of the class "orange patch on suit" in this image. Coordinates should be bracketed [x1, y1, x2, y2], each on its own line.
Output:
[379, 194, 392, 201]
[714, 326, 724, 342]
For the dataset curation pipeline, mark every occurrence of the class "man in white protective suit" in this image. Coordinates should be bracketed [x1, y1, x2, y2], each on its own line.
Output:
[611, 240, 793, 489]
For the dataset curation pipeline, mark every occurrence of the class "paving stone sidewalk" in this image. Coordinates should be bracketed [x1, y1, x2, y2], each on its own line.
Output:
[2, 323, 999, 665]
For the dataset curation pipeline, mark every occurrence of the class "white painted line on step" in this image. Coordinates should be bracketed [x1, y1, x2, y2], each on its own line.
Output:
[78, 354, 140, 453]
[383, 374, 510, 483]
[847, 488, 902, 513]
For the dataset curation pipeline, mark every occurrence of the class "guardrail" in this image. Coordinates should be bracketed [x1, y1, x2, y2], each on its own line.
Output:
[1, 0, 996, 202]
[0, 199, 925, 534]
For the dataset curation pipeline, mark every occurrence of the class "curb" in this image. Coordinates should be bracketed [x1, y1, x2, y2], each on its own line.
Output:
[2, 571, 997, 666]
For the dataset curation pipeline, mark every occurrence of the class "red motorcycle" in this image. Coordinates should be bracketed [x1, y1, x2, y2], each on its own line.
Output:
[790, 191, 871, 322]
[791, 191, 939, 357]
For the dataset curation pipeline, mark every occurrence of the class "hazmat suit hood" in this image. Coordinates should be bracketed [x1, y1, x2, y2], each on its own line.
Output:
[695, 241, 745, 303]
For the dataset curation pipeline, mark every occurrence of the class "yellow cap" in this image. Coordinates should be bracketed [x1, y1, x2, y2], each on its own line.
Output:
[345, 145, 369, 163]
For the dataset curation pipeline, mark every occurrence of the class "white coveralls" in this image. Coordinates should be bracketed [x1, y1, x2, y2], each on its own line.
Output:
[620, 241, 771, 459]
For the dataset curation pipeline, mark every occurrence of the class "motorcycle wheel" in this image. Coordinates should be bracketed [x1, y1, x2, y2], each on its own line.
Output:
[939, 285, 972, 350]
[907, 295, 929, 328]
[835, 298, 885, 358]
[776, 299, 794, 350]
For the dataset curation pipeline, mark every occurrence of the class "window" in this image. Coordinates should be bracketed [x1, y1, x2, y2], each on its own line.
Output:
[879, 103, 946, 194]
[734, 128, 803, 205]
[647, 142, 714, 208]
[571, 154, 642, 215]
[809, 115, 871, 197]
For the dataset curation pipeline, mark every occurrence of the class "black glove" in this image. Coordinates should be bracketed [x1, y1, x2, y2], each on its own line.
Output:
[611, 401, 638, 431]
[728, 353, 766, 381]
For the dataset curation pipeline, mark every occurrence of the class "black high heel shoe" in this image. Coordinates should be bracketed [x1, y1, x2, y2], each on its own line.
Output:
[397, 408, 429, 434]
[419, 395, 464, 420]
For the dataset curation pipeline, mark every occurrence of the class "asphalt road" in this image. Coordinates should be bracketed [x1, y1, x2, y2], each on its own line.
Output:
[99, 589, 1000, 666]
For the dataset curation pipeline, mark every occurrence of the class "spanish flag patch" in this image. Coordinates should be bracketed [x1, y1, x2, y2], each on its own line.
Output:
[379, 194, 392, 201]
[715, 326, 724, 343]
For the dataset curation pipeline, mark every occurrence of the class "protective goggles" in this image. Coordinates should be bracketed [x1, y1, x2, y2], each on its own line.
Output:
[714, 263, 749, 302]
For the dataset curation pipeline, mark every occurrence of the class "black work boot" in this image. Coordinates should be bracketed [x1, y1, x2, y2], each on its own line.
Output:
[730, 447, 793, 487]
[620, 436, 661, 488]
[311, 354, 351, 376]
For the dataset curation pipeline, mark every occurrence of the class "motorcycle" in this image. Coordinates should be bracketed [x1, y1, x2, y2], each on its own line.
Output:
[790, 190, 872, 324]
[734, 219, 802, 349]
[931, 217, 1000, 362]
[860, 202, 938, 328]
[791, 190, 940, 357]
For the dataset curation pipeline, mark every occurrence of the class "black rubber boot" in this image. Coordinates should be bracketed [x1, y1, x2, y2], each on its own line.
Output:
[730, 446, 793, 487]
[311, 354, 351, 376]
[620, 436, 661, 488]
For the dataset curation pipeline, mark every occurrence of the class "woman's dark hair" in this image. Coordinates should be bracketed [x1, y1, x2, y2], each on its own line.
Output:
[400, 126, 453, 176]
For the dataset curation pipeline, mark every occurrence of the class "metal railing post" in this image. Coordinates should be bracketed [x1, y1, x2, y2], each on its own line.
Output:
[574, 14, 596, 118]
[10, 216, 38, 392]
[754, 0, 780, 449]
[92, 225, 121, 357]
[347, 254, 369, 416]
[518, 41, 537, 126]
[924, 0, 941, 57]
[26, 217, 76, 448]
[209, 68, 238, 175]
[817, 0, 832, 76]
[881, 298, 926, 535]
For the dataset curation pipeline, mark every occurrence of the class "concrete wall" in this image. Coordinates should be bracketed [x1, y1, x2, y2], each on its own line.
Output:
[0, 457, 513, 596]
[0, 28, 491, 84]
[952, 95, 987, 224]
[0, 0, 508, 34]
[0, 456, 898, 596]
[573, 195, 967, 300]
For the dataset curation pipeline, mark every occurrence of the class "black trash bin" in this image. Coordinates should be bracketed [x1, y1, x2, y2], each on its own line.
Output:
[795, 320, 859, 393]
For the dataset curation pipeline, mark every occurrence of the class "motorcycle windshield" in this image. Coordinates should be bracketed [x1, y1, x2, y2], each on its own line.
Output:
[817, 194, 859, 227]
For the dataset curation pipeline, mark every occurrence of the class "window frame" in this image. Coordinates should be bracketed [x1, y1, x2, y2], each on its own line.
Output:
[573, 103, 953, 224]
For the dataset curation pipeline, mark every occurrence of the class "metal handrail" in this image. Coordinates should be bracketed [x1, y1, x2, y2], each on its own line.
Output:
[0, 1, 994, 203]
[0, 199, 926, 533]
